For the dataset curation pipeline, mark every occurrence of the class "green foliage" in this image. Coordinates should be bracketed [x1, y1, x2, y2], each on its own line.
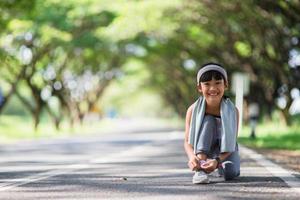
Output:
[136, 0, 300, 120]
[2, 95, 30, 116]
[0, 0, 35, 31]
[187, 25, 214, 48]
[1, 0, 300, 131]
[234, 41, 252, 57]
[266, 43, 276, 59]
[239, 116, 300, 150]
[99, 58, 175, 117]
[95, 0, 180, 41]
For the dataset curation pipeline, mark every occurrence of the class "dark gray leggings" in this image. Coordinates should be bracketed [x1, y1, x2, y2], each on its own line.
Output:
[196, 115, 240, 180]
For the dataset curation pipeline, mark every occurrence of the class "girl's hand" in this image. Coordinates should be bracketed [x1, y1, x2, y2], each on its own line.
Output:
[201, 159, 218, 173]
[188, 156, 200, 171]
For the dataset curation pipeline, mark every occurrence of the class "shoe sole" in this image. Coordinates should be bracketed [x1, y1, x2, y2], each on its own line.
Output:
[192, 179, 210, 184]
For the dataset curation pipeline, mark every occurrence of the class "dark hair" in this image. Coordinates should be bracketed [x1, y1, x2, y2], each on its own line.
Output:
[199, 70, 226, 82]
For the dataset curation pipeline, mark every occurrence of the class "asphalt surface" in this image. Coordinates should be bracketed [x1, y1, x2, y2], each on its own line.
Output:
[0, 126, 299, 199]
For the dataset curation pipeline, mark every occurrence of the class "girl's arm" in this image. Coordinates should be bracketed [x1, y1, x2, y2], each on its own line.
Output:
[184, 104, 199, 170]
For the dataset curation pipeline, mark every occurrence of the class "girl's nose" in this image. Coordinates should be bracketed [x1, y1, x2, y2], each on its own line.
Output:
[209, 85, 217, 90]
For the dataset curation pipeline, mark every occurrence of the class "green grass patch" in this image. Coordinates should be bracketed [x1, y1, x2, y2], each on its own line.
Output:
[0, 115, 184, 144]
[238, 121, 300, 150]
[0, 115, 114, 143]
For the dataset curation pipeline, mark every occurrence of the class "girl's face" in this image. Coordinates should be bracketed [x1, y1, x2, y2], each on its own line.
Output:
[198, 78, 227, 106]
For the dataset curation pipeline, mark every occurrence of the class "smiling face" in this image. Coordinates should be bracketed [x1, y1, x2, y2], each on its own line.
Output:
[197, 70, 228, 107]
[198, 78, 226, 105]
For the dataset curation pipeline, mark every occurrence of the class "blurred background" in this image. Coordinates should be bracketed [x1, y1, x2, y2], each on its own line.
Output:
[0, 0, 299, 152]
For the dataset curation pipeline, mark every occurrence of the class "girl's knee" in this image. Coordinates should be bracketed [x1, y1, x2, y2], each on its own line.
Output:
[222, 162, 240, 181]
[224, 169, 239, 180]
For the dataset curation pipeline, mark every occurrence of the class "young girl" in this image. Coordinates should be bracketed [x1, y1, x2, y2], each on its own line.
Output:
[184, 63, 240, 184]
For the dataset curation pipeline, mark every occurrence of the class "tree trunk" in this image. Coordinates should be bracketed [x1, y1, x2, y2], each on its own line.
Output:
[279, 95, 293, 126]
[33, 105, 41, 131]
[279, 109, 291, 126]
[0, 65, 28, 114]
[45, 104, 61, 131]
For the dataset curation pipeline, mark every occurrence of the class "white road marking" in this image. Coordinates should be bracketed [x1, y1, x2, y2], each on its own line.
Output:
[0, 131, 180, 192]
[0, 164, 88, 191]
[240, 145, 300, 194]
[0, 146, 147, 191]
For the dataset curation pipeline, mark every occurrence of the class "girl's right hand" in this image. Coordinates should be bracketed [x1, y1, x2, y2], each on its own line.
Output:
[188, 156, 200, 171]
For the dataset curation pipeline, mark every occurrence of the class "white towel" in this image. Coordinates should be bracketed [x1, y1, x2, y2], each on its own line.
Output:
[188, 96, 238, 153]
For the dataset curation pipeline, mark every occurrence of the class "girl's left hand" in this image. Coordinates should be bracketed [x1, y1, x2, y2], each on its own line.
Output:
[201, 159, 218, 173]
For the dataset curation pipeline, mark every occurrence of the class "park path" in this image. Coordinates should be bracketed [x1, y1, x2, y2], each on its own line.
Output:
[0, 120, 299, 199]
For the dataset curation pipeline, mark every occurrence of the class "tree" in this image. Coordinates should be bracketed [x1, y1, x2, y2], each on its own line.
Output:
[134, 0, 299, 124]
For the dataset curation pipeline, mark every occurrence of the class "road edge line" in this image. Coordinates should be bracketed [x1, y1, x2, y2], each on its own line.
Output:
[240, 145, 300, 194]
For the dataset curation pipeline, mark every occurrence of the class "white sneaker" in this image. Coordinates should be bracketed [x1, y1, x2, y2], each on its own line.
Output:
[192, 171, 209, 184]
[209, 169, 223, 177]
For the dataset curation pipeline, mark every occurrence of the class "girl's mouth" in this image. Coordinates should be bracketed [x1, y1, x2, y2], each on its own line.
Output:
[208, 93, 219, 96]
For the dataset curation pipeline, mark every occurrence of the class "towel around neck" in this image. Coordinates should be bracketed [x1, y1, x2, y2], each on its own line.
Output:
[188, 96, 238, 153]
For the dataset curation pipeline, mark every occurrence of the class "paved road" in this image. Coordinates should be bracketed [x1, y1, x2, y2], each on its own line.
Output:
[0, 128, 299, 199]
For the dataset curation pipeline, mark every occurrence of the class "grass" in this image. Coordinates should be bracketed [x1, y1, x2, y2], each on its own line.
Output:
[0, 115, 184, 144]
[238, 120, 300, 150]
[0, 115, 114, 143]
